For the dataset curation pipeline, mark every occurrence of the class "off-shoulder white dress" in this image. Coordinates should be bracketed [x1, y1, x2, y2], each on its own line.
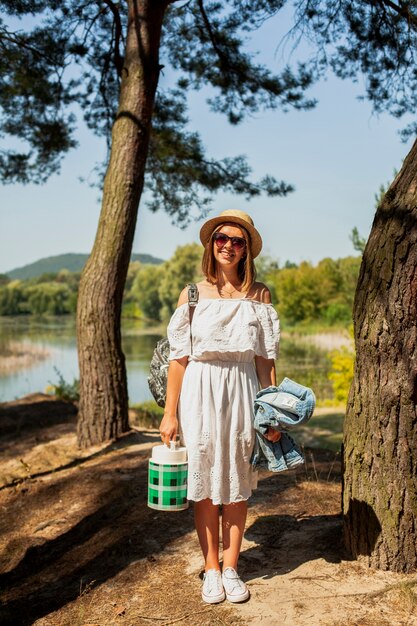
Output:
[167, 298, 280, 505]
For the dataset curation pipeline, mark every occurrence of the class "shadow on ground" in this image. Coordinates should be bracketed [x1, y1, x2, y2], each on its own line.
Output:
[0, 394, 77, 460]
[242, 512, 342, 580]
[0, 398, 343, 626]
[0, 447, 196, 625]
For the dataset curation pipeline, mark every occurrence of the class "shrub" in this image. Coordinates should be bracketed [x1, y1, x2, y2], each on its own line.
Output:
[328, 346, 354, 404]
[46, 368, 80, 402]
[130, 400, 164, 428]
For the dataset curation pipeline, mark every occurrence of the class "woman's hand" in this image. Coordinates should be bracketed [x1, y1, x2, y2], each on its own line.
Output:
[162, 356, 188, 446]
[265, 427, 281, 443]
[159, 413, 179, 445]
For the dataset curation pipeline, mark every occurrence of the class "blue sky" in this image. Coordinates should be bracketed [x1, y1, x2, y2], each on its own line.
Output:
[0, 10, 413, 274]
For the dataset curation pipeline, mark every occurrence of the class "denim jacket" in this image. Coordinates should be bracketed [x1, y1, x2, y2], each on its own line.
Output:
[250, 377, 316, 472]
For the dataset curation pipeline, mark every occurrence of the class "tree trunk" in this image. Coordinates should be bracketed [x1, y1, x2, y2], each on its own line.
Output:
[76, 0, 167, 447]
[343, 139, 417, 573]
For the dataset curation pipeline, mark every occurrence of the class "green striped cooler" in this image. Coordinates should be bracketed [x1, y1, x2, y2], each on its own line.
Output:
[147, 441, 188, 511]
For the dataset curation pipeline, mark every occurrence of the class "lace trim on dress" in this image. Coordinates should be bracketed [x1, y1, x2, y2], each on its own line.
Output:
[188, 467, 254, 505]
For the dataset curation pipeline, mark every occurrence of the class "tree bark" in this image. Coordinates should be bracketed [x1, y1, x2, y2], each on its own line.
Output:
[343, 139, 417, 572]
[76, 0, 167, 447]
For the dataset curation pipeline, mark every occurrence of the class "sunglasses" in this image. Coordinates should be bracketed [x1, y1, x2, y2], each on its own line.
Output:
[213, 232, 246, 250]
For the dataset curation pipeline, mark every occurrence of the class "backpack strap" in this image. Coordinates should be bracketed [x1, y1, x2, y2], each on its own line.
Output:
[187, 283, 199, 307]
[187, 283, 199, 355]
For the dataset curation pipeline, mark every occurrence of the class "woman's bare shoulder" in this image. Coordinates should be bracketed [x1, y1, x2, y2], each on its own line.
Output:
[249, 281, 272, 304]
[176, 287, 189, 307]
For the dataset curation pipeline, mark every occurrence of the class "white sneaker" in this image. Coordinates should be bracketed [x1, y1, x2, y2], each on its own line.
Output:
[222, 567, 250, 603]
[202, 569, 226, 604]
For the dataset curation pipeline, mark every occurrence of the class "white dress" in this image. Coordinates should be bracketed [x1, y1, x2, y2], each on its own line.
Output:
[167, 298, 280, 505]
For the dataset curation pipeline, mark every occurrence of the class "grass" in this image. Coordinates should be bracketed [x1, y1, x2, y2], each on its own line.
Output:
[296, 410, 344, 452]
[395, 579, 417, 615]
[130, 400, 164, 428]
[283, 320, 352, 335]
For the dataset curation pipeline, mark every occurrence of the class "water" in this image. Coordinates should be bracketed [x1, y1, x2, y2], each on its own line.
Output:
[0, 317, 162, 404]
[0, 317, 333, 403]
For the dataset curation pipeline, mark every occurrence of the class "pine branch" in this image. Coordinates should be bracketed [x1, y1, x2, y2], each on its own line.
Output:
[101, 0, 124, 76]
[197, 0, 229, 71]
[377, 0, 417, 29]
[0, 28, 56, 65]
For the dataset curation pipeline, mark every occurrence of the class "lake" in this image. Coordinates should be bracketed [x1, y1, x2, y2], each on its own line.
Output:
[0, 316, 334, 403]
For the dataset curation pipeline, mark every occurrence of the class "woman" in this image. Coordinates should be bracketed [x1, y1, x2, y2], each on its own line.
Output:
[159, 209, 281, 604]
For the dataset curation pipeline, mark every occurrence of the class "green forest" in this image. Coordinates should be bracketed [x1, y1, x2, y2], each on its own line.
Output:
[0, 244, 361, 327]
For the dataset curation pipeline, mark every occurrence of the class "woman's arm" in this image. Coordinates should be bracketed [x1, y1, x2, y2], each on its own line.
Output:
[255, 283, 281, 442]
[254, 283, 277, 388]
[159, 356, 188, 445]
[254, 355, 276, 388]
[159, 287, 190, 445]
[254, 355, 281, 443]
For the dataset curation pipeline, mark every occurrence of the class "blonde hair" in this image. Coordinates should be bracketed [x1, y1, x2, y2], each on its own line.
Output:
[201, 223, 256, 293]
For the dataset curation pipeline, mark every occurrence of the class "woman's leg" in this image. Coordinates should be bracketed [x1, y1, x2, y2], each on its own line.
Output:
[194, 498, 221, 571]
[221, 501, 248, 570]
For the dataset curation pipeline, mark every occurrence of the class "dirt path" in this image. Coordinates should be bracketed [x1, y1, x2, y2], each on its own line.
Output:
[0, 396, 416, 626]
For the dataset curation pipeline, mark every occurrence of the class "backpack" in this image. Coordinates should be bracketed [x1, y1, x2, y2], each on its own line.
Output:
[148, 284, 199, 407]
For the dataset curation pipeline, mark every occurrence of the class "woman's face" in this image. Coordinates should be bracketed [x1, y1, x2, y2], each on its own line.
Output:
[212, 223, 247, 270]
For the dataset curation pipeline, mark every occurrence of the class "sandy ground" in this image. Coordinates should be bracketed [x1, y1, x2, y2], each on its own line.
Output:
[0, 395, 416, 626]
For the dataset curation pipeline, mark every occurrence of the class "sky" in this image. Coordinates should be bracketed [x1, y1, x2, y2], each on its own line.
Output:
[0, 9, 413, 275]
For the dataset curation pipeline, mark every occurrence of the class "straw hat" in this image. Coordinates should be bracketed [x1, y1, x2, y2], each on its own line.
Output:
[199, 209, 263, 258]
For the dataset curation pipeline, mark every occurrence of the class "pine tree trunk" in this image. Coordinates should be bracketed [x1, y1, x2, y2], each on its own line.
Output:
[76, 0, 167, 447]
[343, 139, 417, 573]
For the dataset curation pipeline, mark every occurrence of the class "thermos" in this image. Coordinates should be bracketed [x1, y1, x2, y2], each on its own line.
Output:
[147, 439, 188, 511]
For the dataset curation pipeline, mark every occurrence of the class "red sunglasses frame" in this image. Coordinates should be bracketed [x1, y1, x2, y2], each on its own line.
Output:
[212, 232, 247, 250]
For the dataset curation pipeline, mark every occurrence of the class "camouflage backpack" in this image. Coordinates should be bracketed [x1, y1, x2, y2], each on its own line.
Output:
[148, 284, 199, 407]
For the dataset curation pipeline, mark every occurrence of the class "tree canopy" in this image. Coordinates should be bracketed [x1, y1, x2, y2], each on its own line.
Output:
[2, 1, 416, 223]
[290, 1, 417, 136]
[0, 0, 323, 223]
[2, 2, 416, 183]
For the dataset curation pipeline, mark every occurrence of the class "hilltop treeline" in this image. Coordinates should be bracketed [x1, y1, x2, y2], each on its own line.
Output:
[5, 252, 163, 280]
[0, 244, 361, 326]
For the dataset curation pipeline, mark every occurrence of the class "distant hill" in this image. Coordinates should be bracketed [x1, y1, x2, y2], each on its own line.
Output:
[6, 252, 165, 280]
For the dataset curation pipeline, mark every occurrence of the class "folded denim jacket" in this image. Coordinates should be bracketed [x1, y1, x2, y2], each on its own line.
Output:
[250, 377, 316, 472]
